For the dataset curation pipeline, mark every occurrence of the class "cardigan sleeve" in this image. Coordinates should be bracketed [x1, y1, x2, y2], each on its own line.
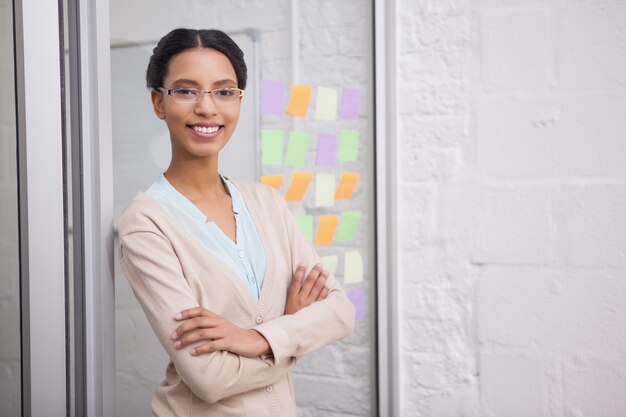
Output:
[252, 188, 356, 365]
[119, 228, 295, 404]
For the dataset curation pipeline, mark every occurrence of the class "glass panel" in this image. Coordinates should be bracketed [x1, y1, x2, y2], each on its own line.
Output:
[111, 1, 376, 416]
[0, 0, 21, 414]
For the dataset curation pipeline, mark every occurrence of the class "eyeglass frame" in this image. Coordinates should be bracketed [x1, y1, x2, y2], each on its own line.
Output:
[157, 86, 245, 104]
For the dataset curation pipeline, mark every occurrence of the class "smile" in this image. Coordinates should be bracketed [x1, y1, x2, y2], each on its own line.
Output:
[192, 125, 220, 134]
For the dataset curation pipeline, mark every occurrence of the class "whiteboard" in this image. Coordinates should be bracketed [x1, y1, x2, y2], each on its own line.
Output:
[111, 32, 258, 221]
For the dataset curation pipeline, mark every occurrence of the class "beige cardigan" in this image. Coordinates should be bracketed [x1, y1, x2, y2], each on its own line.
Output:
[118, 180, 355, 417]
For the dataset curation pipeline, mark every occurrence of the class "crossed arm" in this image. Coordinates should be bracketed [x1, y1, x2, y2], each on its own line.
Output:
[169, 262, 330, 358]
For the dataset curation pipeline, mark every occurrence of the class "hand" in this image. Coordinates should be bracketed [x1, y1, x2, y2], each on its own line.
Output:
[171, 307, 271, 357]
[284, 263, 329, 315]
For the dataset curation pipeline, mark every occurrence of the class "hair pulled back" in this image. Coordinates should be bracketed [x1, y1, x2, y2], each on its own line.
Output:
[146, 28, 247, 90]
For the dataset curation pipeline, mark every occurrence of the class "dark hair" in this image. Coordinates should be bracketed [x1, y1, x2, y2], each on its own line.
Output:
[146, 28, 247, 90]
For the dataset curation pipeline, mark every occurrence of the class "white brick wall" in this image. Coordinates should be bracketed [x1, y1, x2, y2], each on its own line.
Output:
[397, 1, 626, 416]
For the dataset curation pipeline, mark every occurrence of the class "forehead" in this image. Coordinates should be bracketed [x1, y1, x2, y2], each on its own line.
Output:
[164, 48, 237, 86]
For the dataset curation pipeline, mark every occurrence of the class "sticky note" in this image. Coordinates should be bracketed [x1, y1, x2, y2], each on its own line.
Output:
[336, 210, 361, 242]
[296, 214, 313, 241]
[339, 88, 360, 120]
[347, 288, 365, 320]
[339, 130, 359, 162]
[262, 129, 283, 165]
[314, 215, 339, 246]
[321, 255, 339, 276]
[314, 87, 338, 121]
[261, 80, 286, 115]
[285, 85, 313, 118]
[335, 172, 359, 200]
[260, 175, 283, 190]
[284, 132, 311, 166]
[284, 172, 313, 201]
[344, 251, 364, 284]
[315, 173, 336, 207]
[316, 134, 337, 166]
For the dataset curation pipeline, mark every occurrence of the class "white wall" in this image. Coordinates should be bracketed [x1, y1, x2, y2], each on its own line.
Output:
[396, 0, 626, 416]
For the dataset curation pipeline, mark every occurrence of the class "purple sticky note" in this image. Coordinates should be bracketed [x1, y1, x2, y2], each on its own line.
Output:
[316, 134, 337, 166]
[339, 88, 360, 120]
[347, 288, 365, 321]
[261, 80, 286, 115]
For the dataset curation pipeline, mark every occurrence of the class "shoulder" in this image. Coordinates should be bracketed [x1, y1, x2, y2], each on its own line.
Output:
[118, 192, 167, 238]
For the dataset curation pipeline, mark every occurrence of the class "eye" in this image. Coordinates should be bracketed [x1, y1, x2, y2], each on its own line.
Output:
[214, 88, 236, 97]
[173, 88, 198, 96]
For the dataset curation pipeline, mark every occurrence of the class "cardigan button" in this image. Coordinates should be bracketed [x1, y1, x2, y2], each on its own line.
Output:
[265, 385, 273, 392]
[256, 316, 263, 324]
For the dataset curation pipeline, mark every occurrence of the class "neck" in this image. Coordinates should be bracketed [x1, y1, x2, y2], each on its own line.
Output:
[163, 156, 226, 201]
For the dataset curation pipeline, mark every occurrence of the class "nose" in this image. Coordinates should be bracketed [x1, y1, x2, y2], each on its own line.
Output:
[194, 91, 218, 115]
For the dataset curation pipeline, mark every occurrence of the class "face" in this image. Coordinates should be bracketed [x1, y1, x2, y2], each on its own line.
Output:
[151, 48, 242, 161]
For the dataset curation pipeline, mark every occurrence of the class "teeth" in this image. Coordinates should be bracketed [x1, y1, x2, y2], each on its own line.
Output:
[193, 126, 219, 134]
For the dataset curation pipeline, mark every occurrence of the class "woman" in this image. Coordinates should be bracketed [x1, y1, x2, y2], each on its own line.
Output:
[118, 28, 355, 417]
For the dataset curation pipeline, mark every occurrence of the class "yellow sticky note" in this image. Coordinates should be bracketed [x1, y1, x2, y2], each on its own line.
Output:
[260, 175, 283, 190]
[285, 85, 313, 118]
[335, 172, 359, 200]
[284, 172, 313, 201]
[314, 87, 338, 121]
[321, 255, 339, 276]
[315, 173, 336, 207]
[314, 215, 339, 246]
[343, 251, 364, 284]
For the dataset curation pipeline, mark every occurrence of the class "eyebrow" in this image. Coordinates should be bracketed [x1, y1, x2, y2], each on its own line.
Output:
[170, 78, 237, 88]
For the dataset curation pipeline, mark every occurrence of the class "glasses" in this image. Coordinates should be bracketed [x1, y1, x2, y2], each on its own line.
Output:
[158, 87, 244, 105]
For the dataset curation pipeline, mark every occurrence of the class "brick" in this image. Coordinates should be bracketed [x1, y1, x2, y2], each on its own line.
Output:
[294, 374, 371, 415]
[400, 183, 438, 250]
[481, 9, 551, 92]
[563, 356, 626, 417]
[480, 353, 551, 417]
[562, 185, 626, 268]
[556, 1, 626, 91]
[478, 267, 626, 353]
[471, 185, 558, 265]
[477, 94, 626, 177]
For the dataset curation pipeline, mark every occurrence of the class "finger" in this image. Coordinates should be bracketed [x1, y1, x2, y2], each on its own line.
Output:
[170, 317, 219, 340]
[300, 264, 323, 297]
[174, 306, 215, 321]
[174, 328, 223, 349]
[190, 339, 228, 356]
[316, 286, 329, 302]
[306, 269, 328, 302]
[288, 263, 306, 298]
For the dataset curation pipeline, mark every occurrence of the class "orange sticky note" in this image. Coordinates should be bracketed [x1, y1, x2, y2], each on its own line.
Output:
[314, 215, 339, 246]
[260, 175, 283, 190]
[335, 172, 359, 200]
[285, 85, 313, 118]
[284, 172, 313, 201]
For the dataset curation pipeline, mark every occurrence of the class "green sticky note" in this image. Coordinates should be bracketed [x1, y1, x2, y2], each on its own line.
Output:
[284, 132, 311, 166]
[315, 173, 336, 207]
[320, 255, 339, 276]
[339, 129, 359, 162]
[296, 214, 313, 241]
[262, 129, 283, 165]
[344, 251, 364, 284]
[336, 210, 361, 242]
[314, 87, 338, 121]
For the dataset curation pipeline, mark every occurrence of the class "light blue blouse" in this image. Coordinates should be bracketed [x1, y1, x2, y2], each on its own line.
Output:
[145, 174, 266, 302]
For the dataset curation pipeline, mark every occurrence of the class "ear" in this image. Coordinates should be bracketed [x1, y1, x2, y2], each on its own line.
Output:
[151, 89, 166, 120]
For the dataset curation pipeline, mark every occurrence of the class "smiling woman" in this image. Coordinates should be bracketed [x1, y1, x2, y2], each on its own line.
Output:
[117, 28, 355, 417]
